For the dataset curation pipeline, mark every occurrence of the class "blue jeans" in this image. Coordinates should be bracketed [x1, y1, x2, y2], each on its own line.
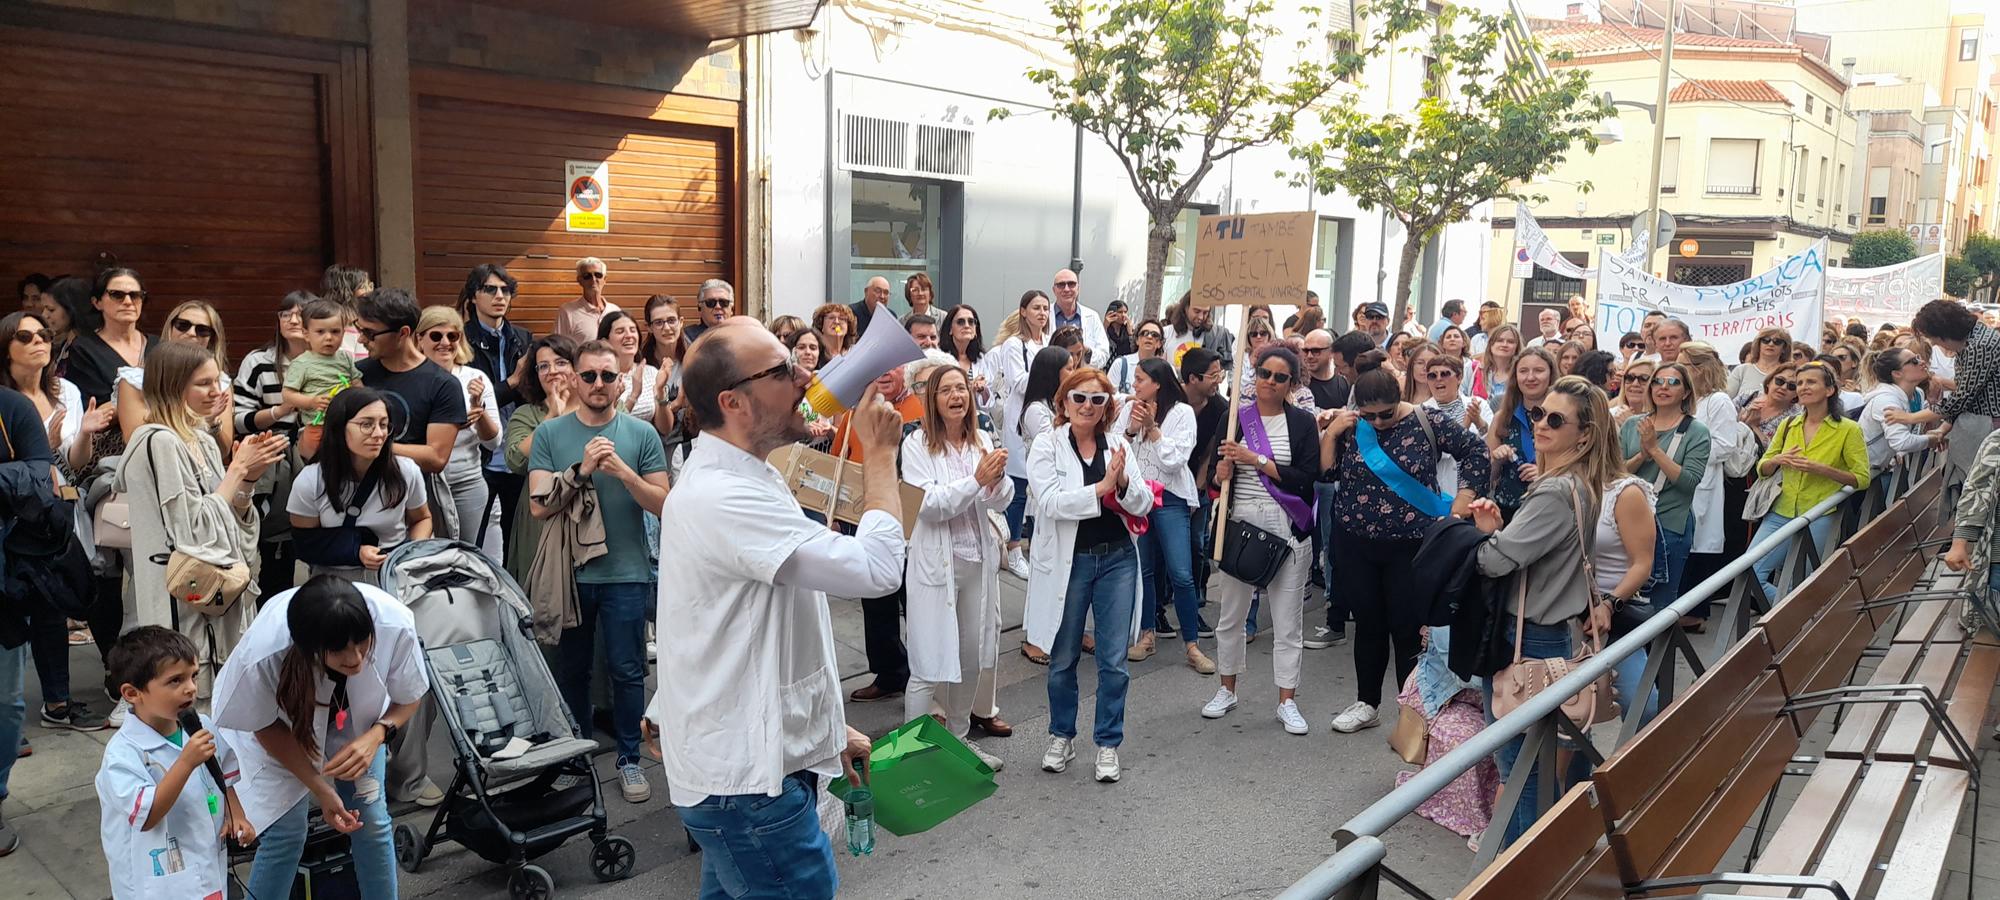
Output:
[249, 746, 396, 900]
[1750, 512, 1837, 605]
[559, 581, 650, 765]
[1612, 647, 1662, 730]
[1047, 542, 1137, 747]
[0, 642, 24, 799]
[1649, 521, 1695, 612]
[1316, 482, 1346, 628]
[1139, 495, 1201, 647]
[678, 771, 838, 900]
[1484, 621, 1593, 849]
[1004, 476, 1032, 543]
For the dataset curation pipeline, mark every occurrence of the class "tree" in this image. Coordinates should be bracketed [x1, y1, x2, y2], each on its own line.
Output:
[1289, 6, 1609, 327]
[1946, 256, 1978, 299]
[998, 0, 1427, 319]
[1963, 233, 2000, 302]
[1848, 229, 1918, 269]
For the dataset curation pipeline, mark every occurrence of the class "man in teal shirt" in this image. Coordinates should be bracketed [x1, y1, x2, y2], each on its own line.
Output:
[528, 340, 670, 802]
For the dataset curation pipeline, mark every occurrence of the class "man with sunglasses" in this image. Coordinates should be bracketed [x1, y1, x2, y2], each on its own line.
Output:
[683, 278, 735, 345]
[527, 340, 670, 803]
[1050, 268, 1110, 367]
[1357, 301, 1392, 348]
[353, 288, 465, 476]
[554, 257, 620, 343]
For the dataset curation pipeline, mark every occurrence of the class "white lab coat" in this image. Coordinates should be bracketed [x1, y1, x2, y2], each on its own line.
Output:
[988, 334, 1046, 413]
[1023, 426, 1154, 651]
[900, 430, 1014, 682]
[98, 713, 241, 900]
[1055, 303, 1111, 368]
[211, 583, 429, 834]
[1690, 391, 1740, 554]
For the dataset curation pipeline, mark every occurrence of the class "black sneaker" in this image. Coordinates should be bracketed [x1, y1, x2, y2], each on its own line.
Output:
[1304, 624, 1346, 649]
[1156, 622, 1178, 639]
[1198, 617, 1216, 639]
[42, 701, 109, 732]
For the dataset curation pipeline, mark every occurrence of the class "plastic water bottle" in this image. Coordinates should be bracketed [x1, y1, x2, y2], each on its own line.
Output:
[843, 788, 876, 856]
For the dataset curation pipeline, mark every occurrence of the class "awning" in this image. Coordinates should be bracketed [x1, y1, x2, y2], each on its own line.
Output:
[478, 0, 826, 40]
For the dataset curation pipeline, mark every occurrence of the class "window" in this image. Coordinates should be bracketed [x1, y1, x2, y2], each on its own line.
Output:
[1422, 55, 1442, 99]
[1868, 196, 1888, 224]
[1817, 156, 1829, 208]
[1707, 139, 1761, 195]
[1835, 163, 1846, 211]
[1660, 137, 1680, 193]
[1805, 95, 1815, 114]
[1793, 146, 1809, 195]
[848, 175, 942, 305]
[1963, 27, 1980, 61]
[1325, 0, 1358, 82]
[1824, 104, 1834, 125]
[1309, 218, 1346, 318]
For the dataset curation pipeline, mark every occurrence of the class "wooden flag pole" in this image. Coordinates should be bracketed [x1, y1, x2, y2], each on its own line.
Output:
[1212, 304, 1246, 563]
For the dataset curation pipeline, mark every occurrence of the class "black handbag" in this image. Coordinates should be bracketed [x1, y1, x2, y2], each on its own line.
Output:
[1218, 518, 1292, 588]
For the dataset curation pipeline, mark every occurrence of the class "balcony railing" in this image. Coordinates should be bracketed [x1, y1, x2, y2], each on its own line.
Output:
[1707, 184, 1760, 195]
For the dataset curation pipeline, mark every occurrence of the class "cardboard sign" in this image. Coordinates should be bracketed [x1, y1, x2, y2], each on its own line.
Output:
[1825, 253, 1945, 327]
[564, 160, 610, 233]
[1594, 239, 1828, 359]
[768, 443, 925, 539]
[1190, 211, 1315, 308]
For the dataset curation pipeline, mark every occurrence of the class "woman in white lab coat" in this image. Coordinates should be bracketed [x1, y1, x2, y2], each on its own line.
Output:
[1678, 342, 1743, 629]
[1025, 369, 1154, 784]
[900, 363, 1014, 769]
[213, 575, 427, 900]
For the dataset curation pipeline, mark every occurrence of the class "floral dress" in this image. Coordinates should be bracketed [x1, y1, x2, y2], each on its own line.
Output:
[1332, 406, 1492, 541]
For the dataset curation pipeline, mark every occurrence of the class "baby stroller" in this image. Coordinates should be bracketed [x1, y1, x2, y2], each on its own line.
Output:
[379, 539, 635, 899]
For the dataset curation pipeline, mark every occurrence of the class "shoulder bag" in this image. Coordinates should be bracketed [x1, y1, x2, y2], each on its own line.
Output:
[290, 467, 382, 569]
[1487, 479, 1620, 731]
[1742, 417, 1793, 521]
[140, 433, 251, 617]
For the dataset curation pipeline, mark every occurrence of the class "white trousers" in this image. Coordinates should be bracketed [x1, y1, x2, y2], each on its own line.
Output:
[1212, 501, 1310, 690]
[906, 559, 994, 737]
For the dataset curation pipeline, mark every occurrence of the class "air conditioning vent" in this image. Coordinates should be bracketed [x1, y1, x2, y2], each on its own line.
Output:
[840, 113, 977, 182]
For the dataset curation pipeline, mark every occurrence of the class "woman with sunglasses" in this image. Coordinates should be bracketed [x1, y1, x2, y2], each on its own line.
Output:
[1859, 348, 1934, 474]
[65, 268, 155, 414]
[1830, 338, 1869, 414]
[1026, 368, 1153, 783]
[1748, 361, 1869, 605]
[1004, 346, 1077, 643]
[1610, 359, 1655, 424]
[1117, 356, 1212, 673]
[1621, 363, 1710, 613]
[1201, 344, 1322, 733]
[1471, 324, 1521, 402]
[1615, 331, 1644, 364]
[1728, 328, 1793, 403]
[940, 304, 992, 412]
[1487, 347, 1556, 519]
[414, 306, 502, 560]
[119, 301, 232, 449]
[289, 387, 433, 588]
[1320, 350, 1490, 735]
[1107, 319, 1165, 395]
[1468, 375, 1622, 846]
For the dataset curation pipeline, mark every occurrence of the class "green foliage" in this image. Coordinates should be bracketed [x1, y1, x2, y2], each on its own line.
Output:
[1946, 256, 1978, 298]
[1847, 230, 1918, 269]
[1289, 7, 1609, 323]
[1964, 233, 2000, 301]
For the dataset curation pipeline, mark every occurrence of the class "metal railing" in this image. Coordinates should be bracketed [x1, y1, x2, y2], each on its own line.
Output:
[1278, 481, 1872, 900]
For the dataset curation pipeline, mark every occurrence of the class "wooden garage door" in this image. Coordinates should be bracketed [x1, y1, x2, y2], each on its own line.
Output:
[415, 94, 733, 335]
[0, 34, 330, 358]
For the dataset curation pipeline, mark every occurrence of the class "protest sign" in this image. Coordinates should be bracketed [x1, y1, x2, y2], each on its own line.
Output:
[1824, 253, 1945, 327]
[1515, 207, 1594, 280]
[1190, 211, 1315, 309]
[1594, 239, 1827, 359]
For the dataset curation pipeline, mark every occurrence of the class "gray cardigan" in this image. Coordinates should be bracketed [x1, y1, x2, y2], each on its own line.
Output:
[1475, 472, 1600, 625]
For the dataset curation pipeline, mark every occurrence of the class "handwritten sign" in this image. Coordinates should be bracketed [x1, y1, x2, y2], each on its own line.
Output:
[1594, 239, 1827, 359]
[1825, 253, 1945, 327]
[1190, 211, 1315, 309]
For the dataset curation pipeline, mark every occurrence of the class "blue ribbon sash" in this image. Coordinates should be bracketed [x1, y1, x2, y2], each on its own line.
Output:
[1357, 417, 1453, 518]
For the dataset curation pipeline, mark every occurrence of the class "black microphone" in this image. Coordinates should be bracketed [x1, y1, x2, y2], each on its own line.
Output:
[177, 708, 228, 790]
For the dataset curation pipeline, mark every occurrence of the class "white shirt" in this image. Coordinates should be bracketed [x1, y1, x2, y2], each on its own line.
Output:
[1053, 302, 1110, 368]
[98, 713, 241, 900]
[1859, 383, 1929, 470]
[211, 583, 428, 832]
[649, 434, 906, 806]
[1933, 345, 1958, 381]
[34, 378, 83, 459]
[288, 457, 428, 547]
[448, 365, 503, 465]
[1117, 401, 1198, 503]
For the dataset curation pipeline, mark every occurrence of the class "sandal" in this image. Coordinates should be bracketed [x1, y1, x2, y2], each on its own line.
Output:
[1021, 642, 1050, 665]
[68, 628, 93, 646]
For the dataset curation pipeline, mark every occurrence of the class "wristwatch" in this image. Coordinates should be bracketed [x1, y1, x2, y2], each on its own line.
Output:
[1257, 454, 1271, 469]
[377, 721, 401, 746]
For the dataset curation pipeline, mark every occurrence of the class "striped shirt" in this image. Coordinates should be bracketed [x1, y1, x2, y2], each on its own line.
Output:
[234, 346, 299, 435]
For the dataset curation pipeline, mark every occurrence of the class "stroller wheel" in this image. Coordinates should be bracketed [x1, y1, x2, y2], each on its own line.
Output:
[509, 863, 555, 900]
[394, 824, 423, 874]
[590, 835, 637, 882]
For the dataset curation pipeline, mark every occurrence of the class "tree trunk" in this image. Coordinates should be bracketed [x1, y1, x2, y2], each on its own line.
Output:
[1390, 225, 1425, 333]
[1141, 212, 1177, 321]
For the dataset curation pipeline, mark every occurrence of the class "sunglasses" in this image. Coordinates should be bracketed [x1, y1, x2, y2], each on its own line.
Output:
[1304, 345, 1333, 354]
[1653, 376, 1684, 387]
[1760, 337, 1788, 346]
[424, 330, 460, 345]
[701, 298, 733, 310]
[102, 289, 146, 303]
[1254, 367, 1293, 384]
[477, 283, 514, 296]
[1067, 390, 1110, 406]
[1771, 377, 1796, 390]
[580, 271, 606, 281]
[1139, 331, 1164, 340]
[1426, 369, 1456, 380]
[1901, 357, 1925, 368]
[1623, 373, 1653, 384]
[576, 369, 620, 385]
[1055, 280, 1079, 289]
[171, 317, 216, 340]
[1536, 410, 1576, 430]
[952, 317, 978, 327]
[1621, 342, 1644, 350]
[726, 355, 797, 392]
[1363, 312, 1388, 320]
[1359, 407, 1399, 423]
[1247, 331, 1272, 340]
[12, 329, 49, 345]
[1833, 354, 1856, 364]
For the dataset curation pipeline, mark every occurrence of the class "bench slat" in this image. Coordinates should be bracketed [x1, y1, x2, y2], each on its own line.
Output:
[1892, 598, 1950, 644]
[1647, 718, 1800, 885]
[1594, 637, 1775, 823]
[1873, 767, 1972, 900]
[1758, 554, 1852, 661]
[1551, 847, 1624, 900]
[1459, 783, 1606, 900]
[1825, 644, 1920, 758]
[1879, 645, 1964, 762]
[1733, 758, 1859, 893]
[1795, 762, 1912, 898]
[1940, 642, 2000, 768]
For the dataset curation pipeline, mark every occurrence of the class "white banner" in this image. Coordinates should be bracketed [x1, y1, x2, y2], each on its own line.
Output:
[1824, 253, 1945, 327]
[1594, 239, 1828, 360]
[1515, 207, 1594, 279]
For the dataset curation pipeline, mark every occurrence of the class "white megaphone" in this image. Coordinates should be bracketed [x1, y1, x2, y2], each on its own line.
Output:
[803, 304, 925, 419]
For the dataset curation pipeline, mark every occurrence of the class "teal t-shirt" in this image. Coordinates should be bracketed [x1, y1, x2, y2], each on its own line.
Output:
[527, 411, 667, 584]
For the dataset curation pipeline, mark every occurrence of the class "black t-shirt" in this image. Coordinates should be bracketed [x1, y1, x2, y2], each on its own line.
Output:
[1187, 395, 1227, 491]
[1308, 373, 1351, 412]
[0, 387, 51, 466]
[1070, 432, 1130, 550]
[356, 357, 468, 446]
[63, 332, 158, 405]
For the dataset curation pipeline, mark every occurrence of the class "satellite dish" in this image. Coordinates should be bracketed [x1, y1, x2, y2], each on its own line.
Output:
[1631, 210, 1676, 247]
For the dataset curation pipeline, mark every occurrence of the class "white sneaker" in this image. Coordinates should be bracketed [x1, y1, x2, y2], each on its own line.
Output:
[969, 741, 1005, 773]
[646, 640, 658, 663]
[618, 762, 651, 803]
[1006, 547, 1030, 580]
[1330, 701, 1380, 734]
[1201, 687, 1239, 719]
[1040, 736, 1074, 773]
[105, 698, 129, 728]
[1277, 699, 1310, 735]
[1094, 746, 1120, 783]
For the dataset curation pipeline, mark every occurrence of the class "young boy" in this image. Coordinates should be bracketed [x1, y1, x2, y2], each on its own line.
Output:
[284, 297, 363, 459]
[96, 627, 253, 900]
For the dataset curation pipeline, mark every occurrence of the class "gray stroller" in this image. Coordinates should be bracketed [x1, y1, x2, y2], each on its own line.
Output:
[379, 539, 635, 899]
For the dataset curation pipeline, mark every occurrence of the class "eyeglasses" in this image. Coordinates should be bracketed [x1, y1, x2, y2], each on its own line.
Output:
[1653, 375, 1685, 388]
[1055, 280, 1078, 289]
[1623, 373, 1653, 384]
[1303, 345, 1333, 354]
[355, 324, 394, 342]
[278, 310, 302, 323]
[701, 298, 733, 310]
[348, 418, 391, 434]
[1425, 368, 1456, 380]
[476, 283, 514, 296]
[1254, 367, 1293, 384]
[649, 318, 676, 329]
[102, 289, 145, 303]
[11, 330, 49, 345]
[171, 317, 216, 340]
[579, 271, 606, 281]
[1621, 342, 1644, 350]
[424, 330, 460, 345]
[726, 354, 798, 392]
[1359, 407, 1399, 423]
[576, 369, 620, 385]
[1759, 337, 1788, 346]
[1538, 410, 1576, 430]
[1067, 390, 1110, 406]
